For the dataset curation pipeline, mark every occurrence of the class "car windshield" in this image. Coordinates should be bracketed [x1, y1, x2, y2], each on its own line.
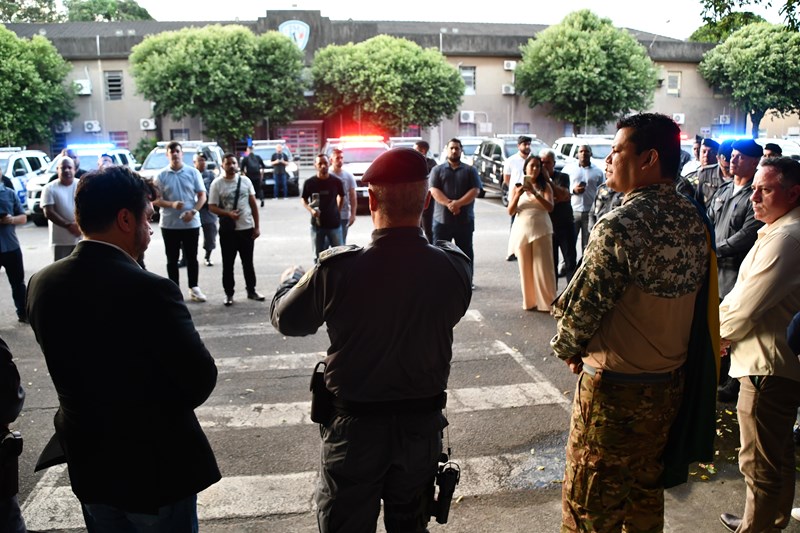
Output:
[587, 144, 612, 160]
[462, 141, 482, 155]
[143, 151, 195, 170]
[253, 147, 293, 161]
[0, 159, 8, 174]
[342, 147, 386, 163]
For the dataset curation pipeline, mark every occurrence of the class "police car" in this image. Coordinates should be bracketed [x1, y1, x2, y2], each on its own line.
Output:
[322, 136, 389, 213]
[0, 147, 51, 211]
[25, 144, 136, 226]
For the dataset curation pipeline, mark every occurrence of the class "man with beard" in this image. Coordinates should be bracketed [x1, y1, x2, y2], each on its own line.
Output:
[26, 166, 220, 532]
[540, 148, 575, 281]
[430, 138, 481, 285]
[503, 136, 532, 260]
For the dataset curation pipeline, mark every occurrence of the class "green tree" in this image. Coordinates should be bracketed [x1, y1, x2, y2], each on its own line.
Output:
[689, 11, 766, 42]
[0, 25, 75, 146]
[0, 0, 62, 22]
[312, 35, 464, 134]
[699, 22, 800, 137]
[515, 10, 657, 134]
[65, 0, 153, 21]
[129, 25, 305, 147]
[701, 0, 799, 30]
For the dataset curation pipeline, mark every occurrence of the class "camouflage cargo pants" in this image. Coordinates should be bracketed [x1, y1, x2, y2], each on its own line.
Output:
[562, 369, 684, 533]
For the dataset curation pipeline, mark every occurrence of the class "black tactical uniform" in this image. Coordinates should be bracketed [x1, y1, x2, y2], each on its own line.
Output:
[270, 148, 472, 532]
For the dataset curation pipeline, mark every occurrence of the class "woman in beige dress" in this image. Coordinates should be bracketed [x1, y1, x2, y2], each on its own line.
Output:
[507, 155, 556, 311]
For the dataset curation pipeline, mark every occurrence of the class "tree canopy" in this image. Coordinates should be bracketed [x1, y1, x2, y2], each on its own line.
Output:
[699, 22, 800, 137]
[0, 25, 75, 146]
[689, 11, 766, 42]
[0, 0, 61, 22]
[312, 35, 464, 134]
[700, 0, 799, 30]
[515, 10, 657, 134]
[129, 24, 306, 146]
[65, 0, 153, 21]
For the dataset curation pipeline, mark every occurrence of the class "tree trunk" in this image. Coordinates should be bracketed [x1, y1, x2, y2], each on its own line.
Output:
[749, 110, 765, 138]
[573, 122, 582, 135]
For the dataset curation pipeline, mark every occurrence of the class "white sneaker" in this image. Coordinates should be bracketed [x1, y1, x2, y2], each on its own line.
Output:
[792, 508, 800, 521]
[189, 286, 207, 302]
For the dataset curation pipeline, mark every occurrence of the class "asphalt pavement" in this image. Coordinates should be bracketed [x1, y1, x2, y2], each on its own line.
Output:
[0, 167, 798, 532]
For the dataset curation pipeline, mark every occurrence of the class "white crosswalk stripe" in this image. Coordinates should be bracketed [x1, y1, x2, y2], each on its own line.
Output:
[21, 333, 568, 531]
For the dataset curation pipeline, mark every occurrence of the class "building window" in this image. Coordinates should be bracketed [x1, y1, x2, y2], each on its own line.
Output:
[512, 122, 530, 134]
[109, 131, 129, 149]
[170, 128, 190, 141]
[667, 71, 681, 96]
[460, 66, 476, 96]
[104, 71, 123, 100]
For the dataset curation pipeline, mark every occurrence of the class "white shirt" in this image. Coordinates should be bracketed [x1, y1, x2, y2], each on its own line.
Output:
[41, 179, 81, 247]
[502, 152, 527, 189]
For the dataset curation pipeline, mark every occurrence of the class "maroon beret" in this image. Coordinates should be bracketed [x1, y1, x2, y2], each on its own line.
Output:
[361, 147, 429, 184]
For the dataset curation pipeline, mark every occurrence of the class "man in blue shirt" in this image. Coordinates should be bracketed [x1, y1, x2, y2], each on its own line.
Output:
[429, 138, 481, 284]
[564, 145, 605, 253]
[0, 179, 28, 323]
[153, 142, 208, 303]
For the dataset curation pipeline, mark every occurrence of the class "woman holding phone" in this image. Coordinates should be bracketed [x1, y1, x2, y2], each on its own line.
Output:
[507, 155, 556, 311]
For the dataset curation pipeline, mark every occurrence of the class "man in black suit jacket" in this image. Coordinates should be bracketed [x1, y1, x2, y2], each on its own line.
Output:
[27, 166, 220, 532]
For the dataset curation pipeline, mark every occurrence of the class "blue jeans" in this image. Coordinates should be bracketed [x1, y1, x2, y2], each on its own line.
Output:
[432, 220, 474, 276]
[274, 173, 288, 198]
[311, 225, 343, 262]
[81, 494, 198, 533]
[340, 219, 350, 244]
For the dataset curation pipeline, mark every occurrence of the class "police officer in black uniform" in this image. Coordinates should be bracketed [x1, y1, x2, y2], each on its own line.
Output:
[270, 148, 472, 533]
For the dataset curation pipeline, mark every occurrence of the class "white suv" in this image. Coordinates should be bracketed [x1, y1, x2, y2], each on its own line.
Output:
[552, 136, 613, 168]
[0, 148, 51, 211]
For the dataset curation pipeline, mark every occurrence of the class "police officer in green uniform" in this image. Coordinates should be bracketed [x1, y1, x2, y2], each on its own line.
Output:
[270, 148, 472, 533]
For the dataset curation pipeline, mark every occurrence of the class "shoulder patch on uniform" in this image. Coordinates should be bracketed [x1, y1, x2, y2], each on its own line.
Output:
[434, 241, 470, 261]
[318, 244, 362, 264]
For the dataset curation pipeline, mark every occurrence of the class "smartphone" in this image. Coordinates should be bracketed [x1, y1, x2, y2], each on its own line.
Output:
[522, 175, 534, 190]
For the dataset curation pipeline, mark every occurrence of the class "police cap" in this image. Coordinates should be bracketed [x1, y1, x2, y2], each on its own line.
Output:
[361, 147, 429, 184]
[732, 138, 763, 159]
[719, 139, 734, 160]
[701, 138, 719, 151]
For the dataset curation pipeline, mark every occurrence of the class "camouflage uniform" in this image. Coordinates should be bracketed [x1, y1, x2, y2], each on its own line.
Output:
[551, 183, 709, 532]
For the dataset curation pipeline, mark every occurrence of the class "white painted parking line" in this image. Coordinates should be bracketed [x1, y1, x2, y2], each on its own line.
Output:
[22, 450, 563, 530]
[198, 381, 567, 429]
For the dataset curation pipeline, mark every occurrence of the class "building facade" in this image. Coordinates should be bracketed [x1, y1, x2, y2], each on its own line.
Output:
[7, 10, 743, 161]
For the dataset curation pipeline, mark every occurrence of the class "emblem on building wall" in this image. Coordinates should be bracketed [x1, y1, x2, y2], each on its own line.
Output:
[279, 20, 310, 51]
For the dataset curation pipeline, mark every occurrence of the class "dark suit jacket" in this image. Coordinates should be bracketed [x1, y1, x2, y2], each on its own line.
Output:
[707, 179, 764, 298]
[27, 241, 220, 513]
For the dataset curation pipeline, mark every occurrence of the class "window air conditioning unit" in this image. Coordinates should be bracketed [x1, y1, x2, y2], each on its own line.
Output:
[139, 118, 156, 131]
[84, 120, 101, 133]
[460, 110, 475, 123]
[501, 84, 516, 95]
[75, 79, 92, 96]
[672, 113, 685, 125]
[54, 121, 72, 134]
[503, 60, 517, 71]
[719, 114, 731, 125]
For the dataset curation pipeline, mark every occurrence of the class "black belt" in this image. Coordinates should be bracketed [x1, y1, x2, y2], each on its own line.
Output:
[332, 392, 446, 416]
[582, 363, 679, 384]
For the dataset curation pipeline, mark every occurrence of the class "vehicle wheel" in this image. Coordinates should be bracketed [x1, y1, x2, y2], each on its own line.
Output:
[33, 214, 48, 227]
[501, 184, 509, 207]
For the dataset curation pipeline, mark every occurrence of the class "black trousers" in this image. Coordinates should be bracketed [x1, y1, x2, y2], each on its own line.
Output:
[161, 228, 200, 288]
[245, 174, 263, 201]
[552, 224, 577, 282]
[0, 248, 26, 318]
[219, 228, 256, 296]
[316, 411, 445, 533]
